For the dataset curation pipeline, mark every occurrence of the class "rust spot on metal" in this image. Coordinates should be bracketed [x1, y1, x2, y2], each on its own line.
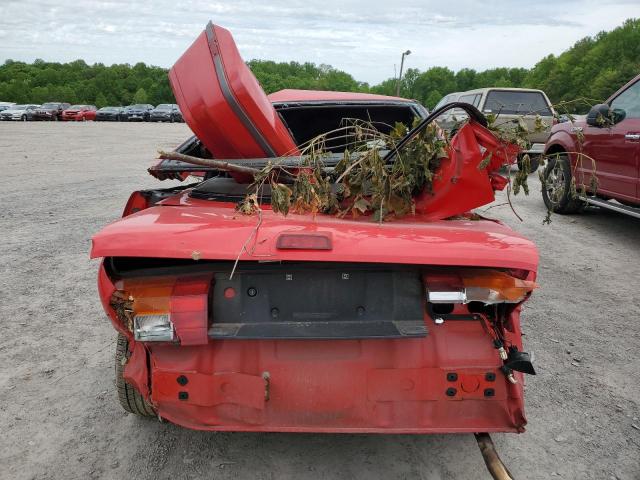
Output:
[110, 290, 134, 331]
[262, 371, 270, 401]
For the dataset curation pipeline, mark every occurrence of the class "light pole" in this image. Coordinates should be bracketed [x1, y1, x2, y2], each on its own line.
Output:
[396, 49, 411, 96]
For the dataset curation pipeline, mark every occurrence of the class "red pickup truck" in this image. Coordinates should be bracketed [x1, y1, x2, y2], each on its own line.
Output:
[543, 74, 640, 217]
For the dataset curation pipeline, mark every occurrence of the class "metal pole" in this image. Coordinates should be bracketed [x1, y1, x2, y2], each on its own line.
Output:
[396, 53, 406, 96]
[475, 433, 515, 480]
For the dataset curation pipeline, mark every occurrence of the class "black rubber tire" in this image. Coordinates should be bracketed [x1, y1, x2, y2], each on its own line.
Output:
[115, 334, 156, 417]
[21, 115, 27, 121]
[542, 153, 585, 214]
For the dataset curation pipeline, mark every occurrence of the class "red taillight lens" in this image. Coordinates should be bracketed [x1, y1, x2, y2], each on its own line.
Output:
[116, 275, 211, 345]
[276, 233, 333, 250]
[122, 191, 149, 217]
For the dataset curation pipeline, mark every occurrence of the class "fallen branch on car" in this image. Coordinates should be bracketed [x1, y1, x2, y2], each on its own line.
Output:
[157, 150, 262, 177]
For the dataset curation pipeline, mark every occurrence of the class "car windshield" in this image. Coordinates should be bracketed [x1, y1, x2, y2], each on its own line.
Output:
[41, 103, 59, 109]
[100, 107, 118, 111]
[484, 90, 552, 116]
[11, 105, 27, 109]
[68, 105, 85, 109]
[155, 104, 172, 110]
[131, 104, 148, 109]
[434, 94, 455, 110]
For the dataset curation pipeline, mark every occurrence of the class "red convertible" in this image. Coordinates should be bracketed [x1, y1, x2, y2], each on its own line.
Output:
[543, 73, 640, 217]
[61, 104, 97, 121]
[92, 22, 538, 476]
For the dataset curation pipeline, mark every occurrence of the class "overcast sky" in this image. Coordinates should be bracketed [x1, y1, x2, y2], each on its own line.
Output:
[0, 1, 636, 84]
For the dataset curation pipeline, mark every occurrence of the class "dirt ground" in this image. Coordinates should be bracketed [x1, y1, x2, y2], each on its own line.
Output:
[0, 122, 638, 480]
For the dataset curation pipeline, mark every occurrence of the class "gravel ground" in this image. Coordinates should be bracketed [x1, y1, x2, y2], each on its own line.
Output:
[0, 122, 639, 480]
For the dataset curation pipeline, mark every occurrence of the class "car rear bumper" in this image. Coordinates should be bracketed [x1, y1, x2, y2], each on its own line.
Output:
[32, 114, 54, 120]
[146, 334, 526, 433]
[100, 262, 528, 433]
[524, 143, 545, 155]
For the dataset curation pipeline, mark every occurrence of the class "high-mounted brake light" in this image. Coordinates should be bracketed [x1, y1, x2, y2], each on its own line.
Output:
[276, 233, 332, 250]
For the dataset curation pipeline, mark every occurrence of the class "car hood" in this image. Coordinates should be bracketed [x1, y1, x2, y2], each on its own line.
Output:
[91, 200, 538, 272]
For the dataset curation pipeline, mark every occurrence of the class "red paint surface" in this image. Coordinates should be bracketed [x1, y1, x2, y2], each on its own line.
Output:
[169, 24, 298, 159]
[61, 106, 96, 121]
[91, 208, 537, 271]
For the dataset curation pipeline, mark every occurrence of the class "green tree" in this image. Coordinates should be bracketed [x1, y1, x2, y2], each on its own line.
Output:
[132, 87, 148, 104]
[95, 92, 108, 108]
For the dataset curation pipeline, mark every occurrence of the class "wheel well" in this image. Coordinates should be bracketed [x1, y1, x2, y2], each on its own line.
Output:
[545, 144, 566, 156]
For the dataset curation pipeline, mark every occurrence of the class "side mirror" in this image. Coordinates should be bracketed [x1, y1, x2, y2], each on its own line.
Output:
[586, 103, 626, 127]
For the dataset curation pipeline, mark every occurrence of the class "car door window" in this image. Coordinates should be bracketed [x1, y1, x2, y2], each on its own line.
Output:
[611, 80, 640, 119]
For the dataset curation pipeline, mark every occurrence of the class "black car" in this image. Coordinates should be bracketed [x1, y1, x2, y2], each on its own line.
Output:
[125, 104, 154, 122]
[32, 102, 70, 121]
[149, 104, 182, 122]
[96, 106, 126, 121]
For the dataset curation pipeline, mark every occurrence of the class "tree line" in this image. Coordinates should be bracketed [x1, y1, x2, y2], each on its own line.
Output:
[0, 18, 637, 113]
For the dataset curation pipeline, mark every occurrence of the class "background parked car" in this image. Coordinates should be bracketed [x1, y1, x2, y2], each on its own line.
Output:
[435, 87, 555, 172]
[0, 102, 16, 112]
[149, 103, 182, 122]
[0, 104, 40, 121]
[61, 105, 97, 121]
[543, 72, 640, 217]
[96, 106, 126, 121]
[433, 92, 461, 128]
[125, 104, 154, 121]
[32, 102, 70, 121]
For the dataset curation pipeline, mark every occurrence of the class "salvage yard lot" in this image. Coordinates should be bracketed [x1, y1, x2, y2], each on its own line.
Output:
[0, 122, 638, 480]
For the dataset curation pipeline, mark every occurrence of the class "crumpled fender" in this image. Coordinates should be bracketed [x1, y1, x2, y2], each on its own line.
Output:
[414, 121, 516, 220]
[123, 341, 150, 399]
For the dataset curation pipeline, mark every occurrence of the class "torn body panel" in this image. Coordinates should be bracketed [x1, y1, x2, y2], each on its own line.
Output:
[98, 261, 531, 433]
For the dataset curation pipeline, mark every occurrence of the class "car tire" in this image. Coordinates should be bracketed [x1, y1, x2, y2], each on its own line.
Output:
[542, 153, 585, 214]
[170, 116, 175, 123]
[115, 334, 156, 417]
[21, 115, 27, 122]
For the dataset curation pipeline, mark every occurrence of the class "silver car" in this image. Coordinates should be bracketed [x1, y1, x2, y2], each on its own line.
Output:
[435, 88, 555, 171]
[0, 104, 40, 121]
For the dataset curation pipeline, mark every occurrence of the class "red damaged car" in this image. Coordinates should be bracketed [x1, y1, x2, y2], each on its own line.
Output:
[92, 22, 538, 475]
[61, 104, 97, 121]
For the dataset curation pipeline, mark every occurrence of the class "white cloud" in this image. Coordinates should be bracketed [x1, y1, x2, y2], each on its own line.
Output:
[0, 0, 635, 83]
